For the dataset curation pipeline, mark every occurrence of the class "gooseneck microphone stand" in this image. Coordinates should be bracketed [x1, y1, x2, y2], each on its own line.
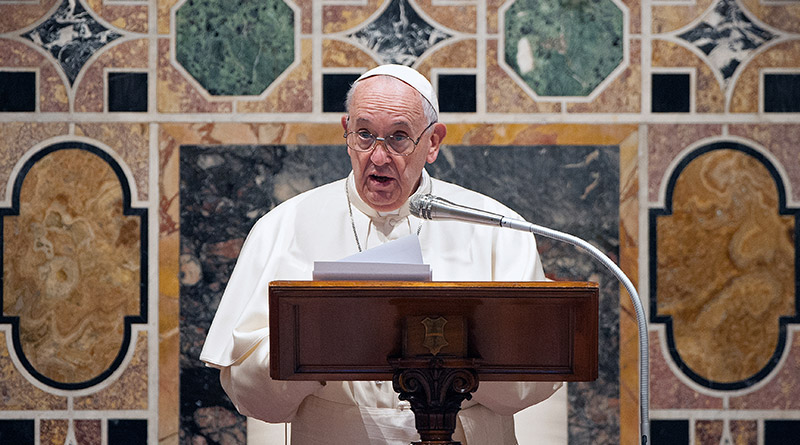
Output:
[411, 194, 650, 444]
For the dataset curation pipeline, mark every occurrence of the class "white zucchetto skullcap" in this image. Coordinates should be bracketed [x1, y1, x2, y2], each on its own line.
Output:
[356, 64, 439, 115]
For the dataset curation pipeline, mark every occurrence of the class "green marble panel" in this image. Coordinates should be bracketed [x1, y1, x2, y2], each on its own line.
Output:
[176, 0, 295, 96]
[504, 0, 624, 97]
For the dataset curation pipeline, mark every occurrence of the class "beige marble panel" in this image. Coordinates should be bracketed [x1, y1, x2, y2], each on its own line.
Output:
[0, 0, 58, 33]
[3, 148, 141, 384]
[0, 39, 69, 112]
[652, 0, 716, 34]
[75, 39, 149, 113]
[74, 331, 148, 410]
[74, 123, 150, 201]
[415, 0, 476, 34]
[652, 40, 725, 114]
[85, 0, 148, 33]
[740, 0, 800, 34]
[729, 124, 800, 203]
[647, 124, 723, 203]
[41, 419, 69, 445]
[323, 39, 378, 68]
[157, 38, 233, 113]
[0, 122, 69, 197]
[656, 149, 795, 383]
[323, 0, 383, 34]
[0, 332, 67, 410]
[158, 0, 179, 34]
[417, 39, 477, 71]
[567, 40, 641, 113]
[485, 39, 561, 113]
[236, 39, 313, 113]
[730, 41, 800, 114]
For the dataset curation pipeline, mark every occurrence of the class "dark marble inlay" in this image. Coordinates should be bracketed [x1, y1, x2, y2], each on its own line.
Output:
[765, 420, 800, 445]
[0, 71, 36, 112]
[180, 144, 620, 443]
[651, 419, 689, 444]
[0, 419, 34, 445]
[652, 73, 690, 113]
[764, 74, 800, 113]
[323, 73, 360, 112]
[437, 74, 476, 113]
[108, 72, 147, 112]
[108, 419, 146, 445]
[677, 0, 776, 85]
[22, 0, 122, 86]
[348, 0, 452, 66]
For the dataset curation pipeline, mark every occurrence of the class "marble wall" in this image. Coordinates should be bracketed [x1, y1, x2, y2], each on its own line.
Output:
[1, 0, 798, 444]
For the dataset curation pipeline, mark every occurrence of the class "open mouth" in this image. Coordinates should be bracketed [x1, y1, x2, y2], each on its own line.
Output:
[370, 174, 394, 183]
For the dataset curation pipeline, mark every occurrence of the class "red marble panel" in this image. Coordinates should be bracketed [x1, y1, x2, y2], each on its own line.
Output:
[323, 0, 382, 34]
[730, 332, 800, 410]
[0, 39, 69, 112]
[75, 39, 149, 113]
[730, 41, 800, 114]
[75, 419, 101, 445]
[740, 0, 800, 34]
[74, 122, 150, 201]
[647, 124, 723, 203]
[0, 332, 67, 410]
[0, 122, 69, 197]
[74, 332, 148, 410]
[729, 124, 800, 203]
[0, 0, 58, 33]
[650, 331, 723, 410]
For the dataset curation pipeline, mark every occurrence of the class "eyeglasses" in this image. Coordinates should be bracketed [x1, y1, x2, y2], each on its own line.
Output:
[343, 121, 436, 156]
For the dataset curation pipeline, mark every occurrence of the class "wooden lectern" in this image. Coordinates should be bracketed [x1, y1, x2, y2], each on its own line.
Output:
[269, 281, 598, 445]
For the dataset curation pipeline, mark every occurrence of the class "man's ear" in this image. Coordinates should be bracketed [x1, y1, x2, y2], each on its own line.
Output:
[425, 122, 447, 164]
[341, 115, 348, 132]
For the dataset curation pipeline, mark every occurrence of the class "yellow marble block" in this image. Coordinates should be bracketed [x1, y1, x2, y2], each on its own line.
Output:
[656, 149, 795, 383]
[75, 123, 150, 201]
[3, 148, 142, 385]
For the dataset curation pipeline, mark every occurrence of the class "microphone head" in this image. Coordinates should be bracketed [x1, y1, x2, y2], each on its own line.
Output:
[409, 194, 435, 220]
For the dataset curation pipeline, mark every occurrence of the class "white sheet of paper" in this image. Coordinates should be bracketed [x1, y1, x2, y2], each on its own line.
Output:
[312, 235, 431, 281]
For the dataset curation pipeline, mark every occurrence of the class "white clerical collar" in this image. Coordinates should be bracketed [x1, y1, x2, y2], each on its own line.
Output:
[346, 170, 432, 220]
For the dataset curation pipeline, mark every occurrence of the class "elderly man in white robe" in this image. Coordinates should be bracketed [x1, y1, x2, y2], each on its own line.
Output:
[200, 64, 563, 444]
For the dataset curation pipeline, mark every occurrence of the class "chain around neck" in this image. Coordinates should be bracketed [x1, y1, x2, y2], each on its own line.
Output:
[345, 179, 422, 252]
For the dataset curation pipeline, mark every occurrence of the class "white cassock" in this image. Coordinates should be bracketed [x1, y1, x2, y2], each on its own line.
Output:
[200, 170, 562, 444]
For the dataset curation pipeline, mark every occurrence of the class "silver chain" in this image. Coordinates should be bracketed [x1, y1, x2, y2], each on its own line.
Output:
[345, 179, 422, 253]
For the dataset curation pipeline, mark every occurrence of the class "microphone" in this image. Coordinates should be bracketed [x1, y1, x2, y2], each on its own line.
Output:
[408, 192, 651, 444]
[409, 194, 506, 226]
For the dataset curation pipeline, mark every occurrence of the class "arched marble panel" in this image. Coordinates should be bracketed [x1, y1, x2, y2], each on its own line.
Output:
[649, 142, 799, 390]
[1, 142, 147, 390]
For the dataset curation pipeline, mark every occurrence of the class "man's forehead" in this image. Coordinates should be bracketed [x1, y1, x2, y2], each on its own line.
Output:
[355, 64, 439, 114]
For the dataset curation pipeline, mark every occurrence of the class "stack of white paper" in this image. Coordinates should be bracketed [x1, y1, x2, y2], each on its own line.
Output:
[312, 235, 432, 281]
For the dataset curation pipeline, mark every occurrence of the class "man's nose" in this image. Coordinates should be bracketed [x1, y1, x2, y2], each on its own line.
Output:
[369, 140, 392, 165]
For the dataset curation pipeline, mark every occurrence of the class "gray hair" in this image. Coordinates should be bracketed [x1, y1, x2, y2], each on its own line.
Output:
[344, 77, 438, 124]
